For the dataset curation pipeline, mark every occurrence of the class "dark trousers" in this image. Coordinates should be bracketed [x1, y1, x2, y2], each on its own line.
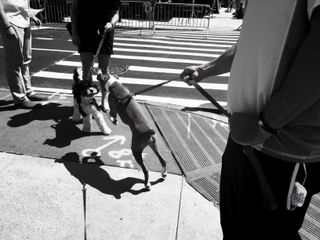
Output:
[220, 136, 320, 240]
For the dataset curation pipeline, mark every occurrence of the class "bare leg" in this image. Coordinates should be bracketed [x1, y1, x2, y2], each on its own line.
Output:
[98, 54, 111, 111]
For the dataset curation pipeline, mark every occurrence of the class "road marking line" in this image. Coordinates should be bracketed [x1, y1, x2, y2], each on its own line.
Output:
[32, 86, 227, 108]
[53, 60, 230, 77]
[32, 70, 228, 90]
[114, 37, 233, 48]
[113, 47, 220, 58]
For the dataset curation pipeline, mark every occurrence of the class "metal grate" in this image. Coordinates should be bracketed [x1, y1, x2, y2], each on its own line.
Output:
[147, 105, 225, 204]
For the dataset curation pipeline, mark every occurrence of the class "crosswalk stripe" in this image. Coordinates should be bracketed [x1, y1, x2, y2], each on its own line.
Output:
[113, 47, 220, 58]
[153, 35, 237, 44]
[53, 60, 230, 77]
[112, 55, 208, 64]
[114, 42, 227, 52]
[32, 70, 228, 90]
[32, 86, 227, 108]
[114, 37, 233, 48]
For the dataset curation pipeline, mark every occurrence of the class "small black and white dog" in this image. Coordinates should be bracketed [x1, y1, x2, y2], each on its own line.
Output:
[72, 67, 112, 135]
[98, 74, 167, 189]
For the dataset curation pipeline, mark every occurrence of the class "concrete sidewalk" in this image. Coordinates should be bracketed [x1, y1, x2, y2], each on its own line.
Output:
[0, 152, 222, 240]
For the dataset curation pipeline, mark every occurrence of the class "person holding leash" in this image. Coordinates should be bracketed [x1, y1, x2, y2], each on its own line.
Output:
[71, 0, 120, 112]
[181, 1, 320, 239]
[0, 0, 49, 109]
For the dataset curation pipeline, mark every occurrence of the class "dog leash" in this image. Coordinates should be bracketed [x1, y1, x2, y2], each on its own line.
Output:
[133, 77, 180, 96]
[90, 29, 108, 72]
[191, 81, 231, 118]
[82, 183, 87, 240]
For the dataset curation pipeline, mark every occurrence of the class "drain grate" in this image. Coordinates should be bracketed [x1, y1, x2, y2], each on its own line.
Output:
[147, 105, 227, 204]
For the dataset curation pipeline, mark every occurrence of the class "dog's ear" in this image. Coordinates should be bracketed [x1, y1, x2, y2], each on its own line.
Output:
[73, 67, 82, 83]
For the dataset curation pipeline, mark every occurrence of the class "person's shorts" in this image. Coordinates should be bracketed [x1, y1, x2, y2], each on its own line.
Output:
[78, 28, 114, 55]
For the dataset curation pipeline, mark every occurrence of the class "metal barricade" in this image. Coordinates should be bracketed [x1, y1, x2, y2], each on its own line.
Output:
[118, 1, 153, 30]
[152, 2, 211, 35]
[42, 0, 72, 25]
[34, 0, 212, 35]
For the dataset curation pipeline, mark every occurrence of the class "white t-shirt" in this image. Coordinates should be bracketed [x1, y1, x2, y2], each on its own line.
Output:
[227, 0, 320, 115]
[1, 0, 30, 28]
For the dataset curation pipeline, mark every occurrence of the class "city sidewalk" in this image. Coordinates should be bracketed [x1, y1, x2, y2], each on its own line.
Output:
[0, 152, 222, 240]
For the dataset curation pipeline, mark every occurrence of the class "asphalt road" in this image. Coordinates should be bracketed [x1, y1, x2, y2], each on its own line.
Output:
[0, 26, 239, 109]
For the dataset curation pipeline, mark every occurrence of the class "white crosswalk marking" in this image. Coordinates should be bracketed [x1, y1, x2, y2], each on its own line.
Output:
[31, 30, 239, 108]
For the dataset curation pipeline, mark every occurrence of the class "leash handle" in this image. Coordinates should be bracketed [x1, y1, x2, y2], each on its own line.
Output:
[191, 81, 231, 118]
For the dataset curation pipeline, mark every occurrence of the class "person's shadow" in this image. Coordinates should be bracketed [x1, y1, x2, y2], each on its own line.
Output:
[56, 152, 164, 199]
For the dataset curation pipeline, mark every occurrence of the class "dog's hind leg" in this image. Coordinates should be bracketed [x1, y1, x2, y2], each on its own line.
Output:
[132, 145, 151, 190]
[148, 136, 167, 178]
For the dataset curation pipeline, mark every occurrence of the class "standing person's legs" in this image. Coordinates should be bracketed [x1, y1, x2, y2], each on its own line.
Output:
[79, 52, 94, 81]
[97, 54, 111, 111]
[1, 25, 28, 104]
[98, 54, 111, 75]
[21, 26, 33, 95]
[19, 26, 48, 101]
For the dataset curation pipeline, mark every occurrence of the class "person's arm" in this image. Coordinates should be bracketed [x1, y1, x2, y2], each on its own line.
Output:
[180, 43, 237, 83]
[0, 1, 10, 28]
[105, 10, 119, 31]
[262, 7, 320, 129]
[0, 2, 16, 37]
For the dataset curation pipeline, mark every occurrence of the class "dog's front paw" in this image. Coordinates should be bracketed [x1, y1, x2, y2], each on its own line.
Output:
[145, 181, 151, 190]
[161, 168, 167, 178]
[110, 116, 118, 125]
[100, 105, 109, 113]
[102, 126, 112, 135]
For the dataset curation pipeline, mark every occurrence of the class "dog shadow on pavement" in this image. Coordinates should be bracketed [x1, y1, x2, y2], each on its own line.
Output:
[5, 102, 99, 148]
[56, 152, 164, 199]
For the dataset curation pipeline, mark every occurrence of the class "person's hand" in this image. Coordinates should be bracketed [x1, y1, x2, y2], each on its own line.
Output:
[31, 16, 41, 27]
[72, 34, 80, 47]
[229, 112, 272, 146]
[104, 22, 113, 31]
[4, 26, 17, 39]
[180, 65, 203, 85]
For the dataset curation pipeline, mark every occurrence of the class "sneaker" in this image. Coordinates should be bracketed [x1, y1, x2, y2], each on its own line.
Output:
[14, 101, 42, 109]
[27, 92, 49, 101]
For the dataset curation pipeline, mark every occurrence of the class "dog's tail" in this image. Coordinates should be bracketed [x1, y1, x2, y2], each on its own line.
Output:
[73, 67, 82, 83]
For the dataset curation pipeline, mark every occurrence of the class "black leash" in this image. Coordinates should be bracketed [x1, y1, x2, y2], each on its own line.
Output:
[133, 77, 179, 96]
[82, 184, 87, 240]
[191, 81, 231, 118]
[90, 29, 108, 72]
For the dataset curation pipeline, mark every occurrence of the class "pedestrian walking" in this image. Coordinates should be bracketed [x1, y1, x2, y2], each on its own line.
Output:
[181, 1, 320, 239]
[70, 0, 120, 112]
[0, 0, 49, 109]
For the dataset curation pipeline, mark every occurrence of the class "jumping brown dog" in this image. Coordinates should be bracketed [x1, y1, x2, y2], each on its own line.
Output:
[98, 74, 167, 189]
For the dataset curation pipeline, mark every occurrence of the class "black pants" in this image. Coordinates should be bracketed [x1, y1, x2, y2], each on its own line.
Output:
[220, 136, 320, 240]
